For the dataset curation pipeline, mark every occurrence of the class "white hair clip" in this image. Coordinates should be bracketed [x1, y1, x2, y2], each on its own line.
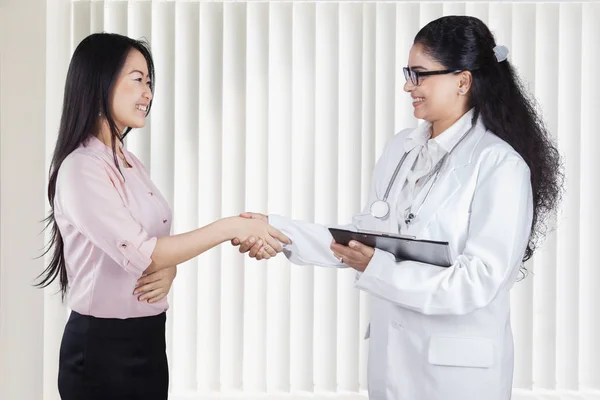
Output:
[493, 45, 509, 62]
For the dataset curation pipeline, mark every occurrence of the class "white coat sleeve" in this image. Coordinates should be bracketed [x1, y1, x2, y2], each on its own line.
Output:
[267, 215, 349, 268]
[354, 155, 534, 315]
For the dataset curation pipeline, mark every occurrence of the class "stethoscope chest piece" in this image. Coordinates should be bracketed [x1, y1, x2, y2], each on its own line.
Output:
[370, 199, 390, 219]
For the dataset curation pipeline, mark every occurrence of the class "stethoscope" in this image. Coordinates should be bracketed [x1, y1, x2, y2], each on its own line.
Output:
[369, 124, 476, 224]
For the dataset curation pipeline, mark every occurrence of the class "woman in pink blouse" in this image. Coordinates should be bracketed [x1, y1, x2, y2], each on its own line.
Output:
[35, 33, 290, 400]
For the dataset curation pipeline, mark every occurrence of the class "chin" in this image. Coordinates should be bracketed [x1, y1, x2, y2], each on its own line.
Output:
[413, 108, 427, 121]
[128, 119, 146, 129]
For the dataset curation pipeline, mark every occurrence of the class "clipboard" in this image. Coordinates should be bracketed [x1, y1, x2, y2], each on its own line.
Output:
[328, 227, 453, 268]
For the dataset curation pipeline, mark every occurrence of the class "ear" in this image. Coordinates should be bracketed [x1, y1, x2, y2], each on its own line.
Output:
[457, 70, 473, 95]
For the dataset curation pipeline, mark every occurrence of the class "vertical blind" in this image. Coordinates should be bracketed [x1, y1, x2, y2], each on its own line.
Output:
[43, 2, 600, 399]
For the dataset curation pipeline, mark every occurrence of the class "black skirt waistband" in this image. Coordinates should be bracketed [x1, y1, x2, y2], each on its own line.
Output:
[65, 311, 166, 338]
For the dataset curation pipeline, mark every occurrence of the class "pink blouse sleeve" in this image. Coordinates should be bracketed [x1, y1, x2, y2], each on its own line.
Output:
[55, 153, 157, 278]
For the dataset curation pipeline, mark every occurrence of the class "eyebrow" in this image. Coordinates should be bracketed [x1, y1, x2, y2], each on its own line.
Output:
[409, 65, 428, 71]
[128, 69, 149, 78]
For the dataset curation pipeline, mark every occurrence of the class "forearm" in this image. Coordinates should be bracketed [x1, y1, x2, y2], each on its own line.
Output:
[147, 218, 234, 272]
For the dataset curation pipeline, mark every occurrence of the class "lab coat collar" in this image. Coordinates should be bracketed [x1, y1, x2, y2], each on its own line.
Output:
[435, 108, 475, 153]
[404, 123, 431, 153]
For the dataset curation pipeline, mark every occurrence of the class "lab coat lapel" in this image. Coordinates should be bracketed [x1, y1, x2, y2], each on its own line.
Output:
[415, 124, 486, 231]
[416, 166, 462, 230]
[385, 149, 420, 233]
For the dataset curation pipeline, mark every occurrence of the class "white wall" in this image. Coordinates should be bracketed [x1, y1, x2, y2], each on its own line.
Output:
[0, 0, 47, 399]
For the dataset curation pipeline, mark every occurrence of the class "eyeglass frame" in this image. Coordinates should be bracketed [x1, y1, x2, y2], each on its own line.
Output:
[403, 66, 463, 86]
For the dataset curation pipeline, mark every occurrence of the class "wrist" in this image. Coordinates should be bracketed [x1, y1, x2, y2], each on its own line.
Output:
[214, 216, 239, 242]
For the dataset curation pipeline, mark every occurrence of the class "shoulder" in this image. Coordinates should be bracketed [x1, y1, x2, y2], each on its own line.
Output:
[471, 126, 530, 177]
[389, 127, 414, 146]
[58, 146, 121, 184]
[378, 127, 414, 159]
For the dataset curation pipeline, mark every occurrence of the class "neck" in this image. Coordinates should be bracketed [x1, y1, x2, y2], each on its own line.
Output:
[97, 120, 122, 148]
[430, 106, 470, 138]
[431, 120, 455, 138]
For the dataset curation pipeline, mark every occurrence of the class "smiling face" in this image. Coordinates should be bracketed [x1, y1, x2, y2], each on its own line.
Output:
[109, 49, 153, 132]
[404, 43, 472, 135]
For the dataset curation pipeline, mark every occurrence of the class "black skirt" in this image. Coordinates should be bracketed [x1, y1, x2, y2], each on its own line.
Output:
[58, 310, 169, 400]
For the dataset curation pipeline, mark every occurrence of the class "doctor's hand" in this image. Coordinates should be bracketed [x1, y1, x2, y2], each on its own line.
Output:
[330, 240, 375, 272]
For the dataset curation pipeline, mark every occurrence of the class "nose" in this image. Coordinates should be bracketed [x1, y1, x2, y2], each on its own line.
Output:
[403, 79, 414, 92]
[143, 88, 153, 101]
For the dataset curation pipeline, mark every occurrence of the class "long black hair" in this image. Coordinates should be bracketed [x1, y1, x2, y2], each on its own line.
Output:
[414, 16, 563, 263]
[35, 33, 155, 298]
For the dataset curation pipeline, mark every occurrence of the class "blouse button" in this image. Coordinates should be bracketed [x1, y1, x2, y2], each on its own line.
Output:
[149, 192, 154, 196]
[120, 243, 127, 248]
[163, 219, 168, 224]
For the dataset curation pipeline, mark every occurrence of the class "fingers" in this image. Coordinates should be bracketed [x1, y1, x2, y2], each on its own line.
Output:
[148, 292, 167, 303]
[264, 235, 283, 253]
[348, 240, 375, 258]
[248, 240, 264, 258]
[268, 226, 292, 245]
[141, 289, 167, 303]
[330, 242, 349, 254]
[133, 279, 160, 295]
[332, 252, 343, 262]
[262, 244, 277, 257]
[134, 267, 175, 297]
[330, 242, 356, 263]
[135, 272, 162, 289]
[240, 237, 257, 253]
[138, 288, 163, 302]
[247, 240, 275, 260]
[240, 212, 268, 222]
[231, 238, 240, 246]
[329, 241, 374, 271]
[255, 246, 272, 261]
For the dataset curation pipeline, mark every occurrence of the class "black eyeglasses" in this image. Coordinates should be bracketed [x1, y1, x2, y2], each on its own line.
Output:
[403, 67, 461, 86]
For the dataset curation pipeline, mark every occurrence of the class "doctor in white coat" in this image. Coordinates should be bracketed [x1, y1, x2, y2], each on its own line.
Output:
[233, 16, 562, 400]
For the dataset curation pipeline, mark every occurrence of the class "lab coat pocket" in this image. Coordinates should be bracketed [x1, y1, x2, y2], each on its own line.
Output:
[428, 336, 494, 368]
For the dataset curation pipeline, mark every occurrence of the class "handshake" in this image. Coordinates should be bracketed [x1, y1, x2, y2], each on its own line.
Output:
[229, 212, 290, 261]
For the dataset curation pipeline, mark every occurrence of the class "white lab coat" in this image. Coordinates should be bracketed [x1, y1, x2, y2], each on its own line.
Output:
[269, 114, 533, 400]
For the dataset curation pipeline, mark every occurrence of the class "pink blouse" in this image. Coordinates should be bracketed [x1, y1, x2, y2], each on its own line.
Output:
[54, 135, 172, 318]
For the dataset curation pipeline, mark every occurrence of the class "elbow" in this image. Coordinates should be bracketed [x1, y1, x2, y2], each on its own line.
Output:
[422, 263, 507, 316]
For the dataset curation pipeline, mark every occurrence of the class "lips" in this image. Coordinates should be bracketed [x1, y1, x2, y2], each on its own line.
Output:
[412, 97, 424, 104]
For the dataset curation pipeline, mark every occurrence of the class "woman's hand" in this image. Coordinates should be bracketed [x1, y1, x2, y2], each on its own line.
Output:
[330, 240, 375, 272]
[133, 266, 177, 303]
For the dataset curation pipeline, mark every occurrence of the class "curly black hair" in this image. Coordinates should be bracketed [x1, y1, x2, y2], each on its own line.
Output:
[415, 16, 564, 264]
